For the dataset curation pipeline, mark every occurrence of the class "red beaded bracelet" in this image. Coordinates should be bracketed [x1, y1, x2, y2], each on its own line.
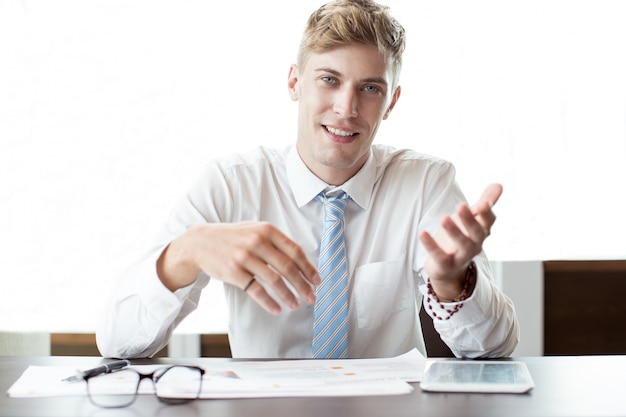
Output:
[426, 261, 477, 321]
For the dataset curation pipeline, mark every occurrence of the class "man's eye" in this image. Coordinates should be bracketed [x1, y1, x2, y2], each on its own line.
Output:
[321, 76, 336, 84]
[364, 85, 381, 94]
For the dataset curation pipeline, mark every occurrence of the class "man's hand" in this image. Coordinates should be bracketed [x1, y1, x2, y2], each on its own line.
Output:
[156, 222, 320, 315]
[419, 183, 503, 300]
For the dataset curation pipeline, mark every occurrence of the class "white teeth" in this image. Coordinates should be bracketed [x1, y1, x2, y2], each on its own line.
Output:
[326, 126, 355, 137]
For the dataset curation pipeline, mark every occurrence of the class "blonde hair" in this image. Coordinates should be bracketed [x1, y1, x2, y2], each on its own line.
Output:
[297, 0, 406, 88]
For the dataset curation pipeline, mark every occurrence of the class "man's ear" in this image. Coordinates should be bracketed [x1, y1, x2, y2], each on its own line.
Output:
[287, 64, 299, 101]
[383, 86, 401, 120]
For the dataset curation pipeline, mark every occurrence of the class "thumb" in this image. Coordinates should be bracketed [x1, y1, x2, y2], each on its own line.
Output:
[473, 183, 503, 214]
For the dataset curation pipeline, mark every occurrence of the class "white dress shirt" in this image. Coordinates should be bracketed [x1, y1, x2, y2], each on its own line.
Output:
[96, 145, 519, 359]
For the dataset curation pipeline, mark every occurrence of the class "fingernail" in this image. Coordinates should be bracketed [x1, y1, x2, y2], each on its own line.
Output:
[306, 292, 316, 304]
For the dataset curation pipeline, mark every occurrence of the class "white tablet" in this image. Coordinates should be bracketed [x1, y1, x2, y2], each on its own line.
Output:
[420, 360, 534, 394]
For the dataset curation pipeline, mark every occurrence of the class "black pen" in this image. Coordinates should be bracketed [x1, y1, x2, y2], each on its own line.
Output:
[62, 359, 131, 382]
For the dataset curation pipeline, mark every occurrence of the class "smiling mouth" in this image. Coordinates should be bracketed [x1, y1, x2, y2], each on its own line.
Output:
[324, 125, 357, 138]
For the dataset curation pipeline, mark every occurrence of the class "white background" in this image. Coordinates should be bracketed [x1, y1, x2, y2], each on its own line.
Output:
[1, 0, 625, 333]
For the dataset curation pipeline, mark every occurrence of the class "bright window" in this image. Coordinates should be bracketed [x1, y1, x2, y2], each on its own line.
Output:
[1, 0, 625, 333]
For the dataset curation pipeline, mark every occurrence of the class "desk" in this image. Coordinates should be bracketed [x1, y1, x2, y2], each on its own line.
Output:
[2, 355, 626, 417]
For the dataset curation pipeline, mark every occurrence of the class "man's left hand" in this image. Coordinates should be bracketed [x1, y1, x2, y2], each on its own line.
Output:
[419, 183, 503, 300]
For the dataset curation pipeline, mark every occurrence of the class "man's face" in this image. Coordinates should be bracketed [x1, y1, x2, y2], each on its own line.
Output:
[288, 43, 401, 185]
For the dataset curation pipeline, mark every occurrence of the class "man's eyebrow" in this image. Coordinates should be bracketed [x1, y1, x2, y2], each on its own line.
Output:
[314, 67, 388, 85]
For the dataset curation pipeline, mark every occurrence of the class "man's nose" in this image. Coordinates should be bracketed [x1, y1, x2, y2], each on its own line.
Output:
[333, 88, 358, 118]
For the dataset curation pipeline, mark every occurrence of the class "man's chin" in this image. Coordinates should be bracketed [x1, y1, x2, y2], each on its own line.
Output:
[317, 150, 368, 177]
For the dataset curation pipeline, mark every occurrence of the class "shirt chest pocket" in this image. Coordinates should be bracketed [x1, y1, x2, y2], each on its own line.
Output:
[351, 253, 413, 330]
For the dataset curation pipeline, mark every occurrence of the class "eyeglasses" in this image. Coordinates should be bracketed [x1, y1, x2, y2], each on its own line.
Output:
[85, 365, 205, 408]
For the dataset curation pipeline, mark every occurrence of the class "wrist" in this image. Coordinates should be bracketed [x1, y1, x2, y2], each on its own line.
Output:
[425, 261, 477, 320]
[426, 261, 478, 301]
[157, 235, 201, 292]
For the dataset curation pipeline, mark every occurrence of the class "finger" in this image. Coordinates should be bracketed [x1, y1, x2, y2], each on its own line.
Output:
[457, 204, 490, 243]
[220, 233, 300, 311]
[246, 258, 303, 309]
[472, 183, 503, 215]
[243, 279, 283, 315]
[256, 248, 316, 306]
[418, 229, 455, 270]
[243, 278, 256, 292]
[260, 227, 318, 304]
[234, 223, 317, 305]
[217, 260, 284, 315]
[441, 213, 479, 260]
[269, 229, 320, 285]
[474, 206, 496, 230]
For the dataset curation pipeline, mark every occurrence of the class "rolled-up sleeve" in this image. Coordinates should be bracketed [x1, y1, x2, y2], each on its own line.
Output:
[418, 257, 520, 358]
[96, 244, 209, 359]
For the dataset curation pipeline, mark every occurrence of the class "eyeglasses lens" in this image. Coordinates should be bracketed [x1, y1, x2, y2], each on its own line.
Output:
[87, 369, 139, 408]
[155, 366, 203, 403]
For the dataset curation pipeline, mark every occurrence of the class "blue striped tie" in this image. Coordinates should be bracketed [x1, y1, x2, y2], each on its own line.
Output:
[312, 191, 350, 359]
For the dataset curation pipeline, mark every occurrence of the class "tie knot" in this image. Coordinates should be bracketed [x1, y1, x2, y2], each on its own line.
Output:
[317, 191, 350, 225]
[316, 191, 349, 205]
[316, 191, 350, 217]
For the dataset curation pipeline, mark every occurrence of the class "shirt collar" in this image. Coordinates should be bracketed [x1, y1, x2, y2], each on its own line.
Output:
[286, 146, 376, 210]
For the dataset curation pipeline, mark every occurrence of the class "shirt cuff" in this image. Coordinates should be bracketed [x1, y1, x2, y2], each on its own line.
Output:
[134, 245, 195, 315]
[417, 267, 479, 321]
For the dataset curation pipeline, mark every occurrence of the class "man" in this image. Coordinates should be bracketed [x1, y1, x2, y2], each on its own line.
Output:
[96, 0, 519, 359]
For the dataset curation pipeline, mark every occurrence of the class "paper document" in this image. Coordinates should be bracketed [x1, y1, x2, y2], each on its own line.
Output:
[7, 349, 425, 399]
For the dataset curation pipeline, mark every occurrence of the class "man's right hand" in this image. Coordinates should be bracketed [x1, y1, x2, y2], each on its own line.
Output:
[156, 222, 320, 315]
